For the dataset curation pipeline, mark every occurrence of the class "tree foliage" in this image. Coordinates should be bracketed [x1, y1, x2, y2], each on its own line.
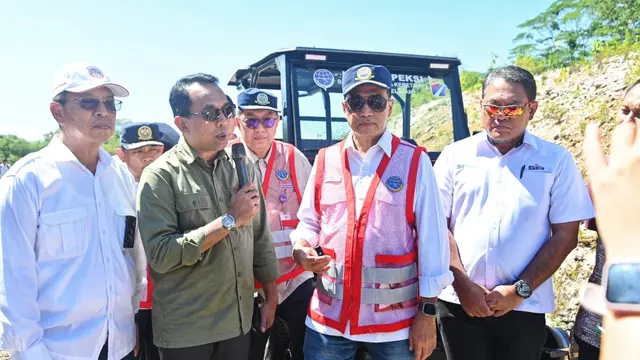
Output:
[511, 0, 640, 73]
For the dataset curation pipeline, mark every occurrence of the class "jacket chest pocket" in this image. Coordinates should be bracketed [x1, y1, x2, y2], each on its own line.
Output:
[371, 187, 405, 229]
[37, 207, 88, 261]
[319, 176, 347, 228]
[176, 193, 214, 229]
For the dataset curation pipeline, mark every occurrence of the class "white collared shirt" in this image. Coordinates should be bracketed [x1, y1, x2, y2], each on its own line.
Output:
[243, 141, 315, 303]
[291, 129, 453, 343]
[434, 131, 594, 313]
[0, 136, 146, 360]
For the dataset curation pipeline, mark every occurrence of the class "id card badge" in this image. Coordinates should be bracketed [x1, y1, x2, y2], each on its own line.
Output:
[280, 212, 292, 229]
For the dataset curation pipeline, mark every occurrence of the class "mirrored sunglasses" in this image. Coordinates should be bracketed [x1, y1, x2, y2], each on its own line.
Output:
[482, 103, 530, 117]
[243, 117, 277, 129]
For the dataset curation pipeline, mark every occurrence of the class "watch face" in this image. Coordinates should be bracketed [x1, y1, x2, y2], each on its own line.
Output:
[516, 281, 532, 298]
[606, 263, 640, 304]
[421, 302, 437, 316]
[222, 215, 236, 229]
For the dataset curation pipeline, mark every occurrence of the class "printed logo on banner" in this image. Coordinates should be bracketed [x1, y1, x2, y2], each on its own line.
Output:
[430, 78, 448, 97]
[313, 69, 335, 89]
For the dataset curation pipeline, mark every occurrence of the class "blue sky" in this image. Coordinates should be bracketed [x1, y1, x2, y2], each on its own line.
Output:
[0, 0, 554, 141]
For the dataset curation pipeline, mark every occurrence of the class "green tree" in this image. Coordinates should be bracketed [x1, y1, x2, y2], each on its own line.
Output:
[460, 71, 484, 92]
[0, 135, 47, 163]
[511, 0, 592, 70]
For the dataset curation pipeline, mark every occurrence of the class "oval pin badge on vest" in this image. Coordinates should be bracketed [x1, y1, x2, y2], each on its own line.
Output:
[386, 176, 404, 192]
[276, 169, 289, 181]
[279, 193, 288, 204]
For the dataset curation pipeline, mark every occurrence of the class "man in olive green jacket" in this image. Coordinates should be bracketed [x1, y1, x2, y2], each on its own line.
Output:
[136, 73, 279, 360]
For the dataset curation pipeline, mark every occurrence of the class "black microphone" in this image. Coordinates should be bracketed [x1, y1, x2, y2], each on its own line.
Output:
[231, 143, 249, 188]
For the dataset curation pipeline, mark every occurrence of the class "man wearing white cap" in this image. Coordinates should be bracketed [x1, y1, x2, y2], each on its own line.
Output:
[0, 62, 145, 360]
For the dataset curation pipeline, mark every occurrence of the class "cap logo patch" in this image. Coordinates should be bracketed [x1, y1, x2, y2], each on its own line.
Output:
[138, 126, 153, 140]
[355, 67, 374, 81]
[256, 93, 270, 105]
[87, 66, 104, 79]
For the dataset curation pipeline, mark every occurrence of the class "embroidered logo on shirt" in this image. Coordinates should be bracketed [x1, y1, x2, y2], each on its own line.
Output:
[527, 164, 549, 172]
[385, 176, 403, 192]
[275, 169, 289, 181]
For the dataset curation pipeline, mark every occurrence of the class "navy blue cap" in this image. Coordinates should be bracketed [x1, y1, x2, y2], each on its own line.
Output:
[342, 64, 393, 95]
[120, 122, 164, 150]
[237, 88, 278, 112]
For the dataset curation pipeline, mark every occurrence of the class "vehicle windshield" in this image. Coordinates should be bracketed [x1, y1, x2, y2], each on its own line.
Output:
[293, 66, 454, 152]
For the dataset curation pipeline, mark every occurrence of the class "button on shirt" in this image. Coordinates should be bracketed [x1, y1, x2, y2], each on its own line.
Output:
[0, 136, 146, 360]
[434, 131, 595, 313]
[291, 129, 453, 342]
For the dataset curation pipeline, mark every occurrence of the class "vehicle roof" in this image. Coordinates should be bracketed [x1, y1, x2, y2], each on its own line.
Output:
[227, 46, 462, 87]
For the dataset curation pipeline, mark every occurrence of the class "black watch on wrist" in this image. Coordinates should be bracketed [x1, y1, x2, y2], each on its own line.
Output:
[418, 300, 438, 316]
[514, 279, 533, 299]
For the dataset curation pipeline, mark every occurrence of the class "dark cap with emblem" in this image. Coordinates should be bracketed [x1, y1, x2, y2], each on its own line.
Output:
[237, 88, 279, 112]
[342, 64, 393, 95]
[120, 122, 164, 150]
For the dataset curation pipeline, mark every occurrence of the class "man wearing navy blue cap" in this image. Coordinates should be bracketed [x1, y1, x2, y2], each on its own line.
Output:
[116, 122, 165, 360]
[290, 64, 452, 360]
[233, 88, 313, 360]
[116, 123, 165, 183]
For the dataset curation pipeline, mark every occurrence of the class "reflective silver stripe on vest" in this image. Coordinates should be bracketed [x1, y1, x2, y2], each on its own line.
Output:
[271, 230, 294, 260]
[327, 263, 416, 285]
[316, 275, 344, 300]
[317, 276, 417, 304]
[275, 245, 293, 260]
[326, 262, 345, 279]
[271, 229, 293, 245]
[361, 283, 418, 304]
[361, 264, 417, 284]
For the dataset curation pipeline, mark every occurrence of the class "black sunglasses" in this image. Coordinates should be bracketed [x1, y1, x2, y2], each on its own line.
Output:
[63, 98, 122, 112]
[189, 103, 235, 122]
[345, 94, 390, 113]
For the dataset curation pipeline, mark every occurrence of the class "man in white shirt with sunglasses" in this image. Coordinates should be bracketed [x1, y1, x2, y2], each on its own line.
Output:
[0, 62, 145, 360]
[433, 65, 594, 360]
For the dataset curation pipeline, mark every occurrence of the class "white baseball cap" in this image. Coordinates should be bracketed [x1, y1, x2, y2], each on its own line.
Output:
[52, 62, 129, 99]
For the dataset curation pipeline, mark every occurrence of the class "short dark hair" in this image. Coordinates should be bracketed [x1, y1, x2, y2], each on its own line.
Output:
[482, 65, 537, 102]
[624, 79, 640, 97]
[169, 73, 219, 117]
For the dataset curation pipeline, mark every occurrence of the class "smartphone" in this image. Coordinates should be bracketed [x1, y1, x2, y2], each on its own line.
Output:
[123, 216, 137, 249]
[314, 246, 325, 256]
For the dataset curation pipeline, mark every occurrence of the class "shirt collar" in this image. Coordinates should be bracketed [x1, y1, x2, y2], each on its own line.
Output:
[344, 128, 393, 158]
[245, 142, 272, 163]
[175, 136, 229, 165]
[48, 135, 113, 168]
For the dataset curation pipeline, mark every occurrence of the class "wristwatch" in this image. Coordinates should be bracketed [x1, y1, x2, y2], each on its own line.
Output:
[221, 214, 237, 231]
[581, 259, 640, 315]
[514, 279, 533, 299]
[418, 300, 438, 317]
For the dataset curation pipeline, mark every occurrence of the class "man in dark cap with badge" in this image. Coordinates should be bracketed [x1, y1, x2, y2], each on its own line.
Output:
[290, 64, 452, 360]
[115, 122, 166, 360]
[116, 123, 165, 183]
[231, 88, 313, 360]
